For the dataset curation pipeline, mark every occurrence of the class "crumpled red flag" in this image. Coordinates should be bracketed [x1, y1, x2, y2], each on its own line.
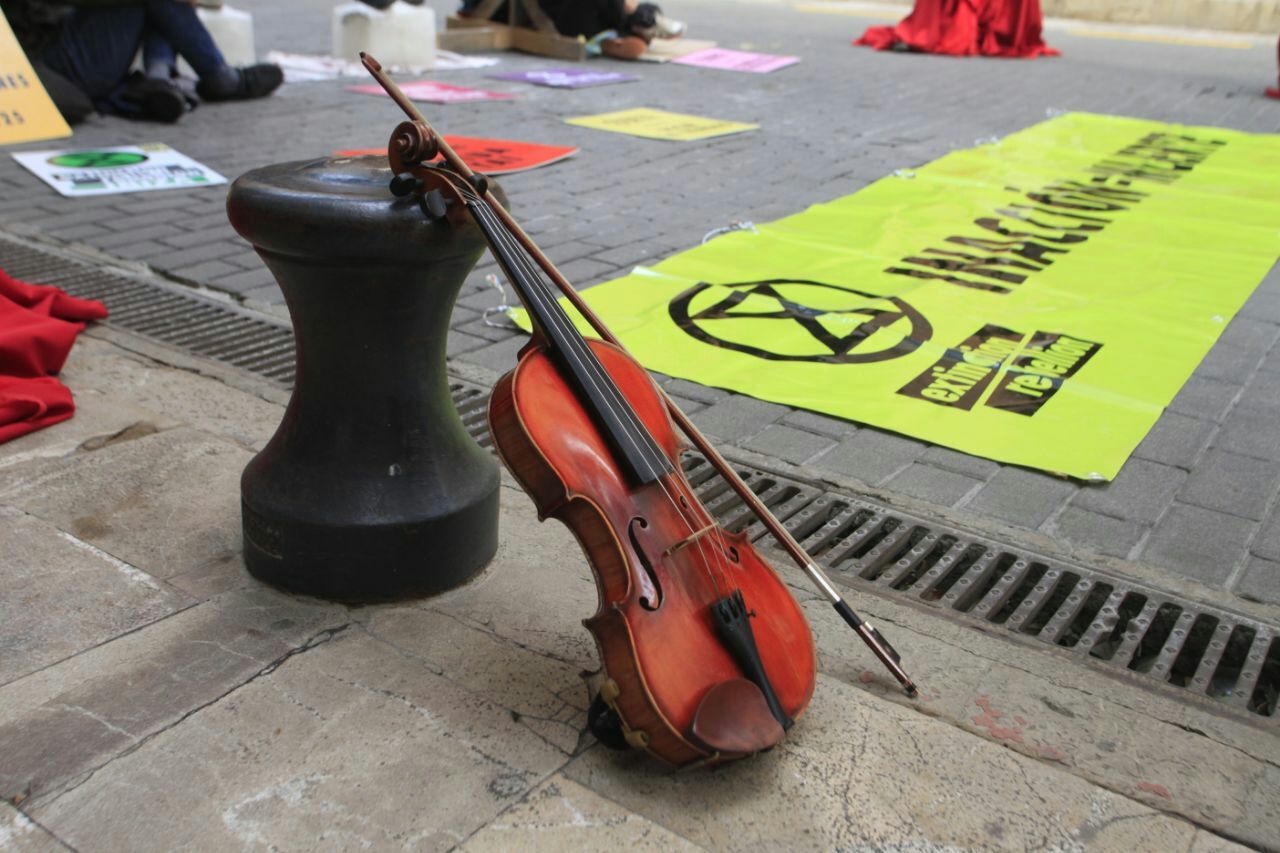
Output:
[855, 0, 1059, 58]
[0, 266, 107, 444]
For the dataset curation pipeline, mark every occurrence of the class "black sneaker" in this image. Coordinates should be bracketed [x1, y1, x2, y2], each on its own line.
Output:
[197, 64, 284, 102]
[121, 75, 188, 123]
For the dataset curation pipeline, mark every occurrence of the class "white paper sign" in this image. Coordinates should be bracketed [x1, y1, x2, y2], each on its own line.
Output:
[12, 143, 226, 197]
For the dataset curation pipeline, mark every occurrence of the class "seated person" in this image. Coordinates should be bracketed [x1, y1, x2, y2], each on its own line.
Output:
[460, 0, 685, 44]
[1, 0, 284, 124]
[855, 0, 1057, 58]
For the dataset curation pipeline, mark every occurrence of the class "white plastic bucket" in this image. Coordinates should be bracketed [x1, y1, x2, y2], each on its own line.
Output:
[333, 2, 437, 68]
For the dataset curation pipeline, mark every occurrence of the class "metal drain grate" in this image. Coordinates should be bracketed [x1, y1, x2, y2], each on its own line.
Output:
[0, 236, 297, 386]
[6, 234, 1278, 722]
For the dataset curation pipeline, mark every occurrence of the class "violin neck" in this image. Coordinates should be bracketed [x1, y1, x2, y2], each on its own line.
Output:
[466, 198, 675, 486]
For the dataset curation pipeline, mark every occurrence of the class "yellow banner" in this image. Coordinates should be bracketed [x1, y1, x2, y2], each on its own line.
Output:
[564, 107, 757, 141]
[517, 113, 1280, 480]
[0, 11, 72, 146]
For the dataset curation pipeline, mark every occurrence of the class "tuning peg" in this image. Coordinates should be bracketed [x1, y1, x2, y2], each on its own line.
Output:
[420, 190, 449, 220]
[389, 172, 424, 197]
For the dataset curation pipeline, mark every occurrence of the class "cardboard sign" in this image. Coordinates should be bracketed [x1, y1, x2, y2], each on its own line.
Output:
[515, 113, 1280, 480]
[489, 68, 638, 88]
[336, 135, 577, 175]
[13, 143, 226, 196]
[672, 47, 799, 73]
[0, 11, 71, 146]
[564, 107, 757, 141]
[346, 80, 513, 104]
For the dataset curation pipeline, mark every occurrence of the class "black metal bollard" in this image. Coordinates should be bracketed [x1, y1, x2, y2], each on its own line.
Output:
[227, 155, 500, 602]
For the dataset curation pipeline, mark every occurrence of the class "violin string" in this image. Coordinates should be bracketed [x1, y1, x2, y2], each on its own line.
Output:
[464, 191, 736, 597]
[468, 200, 739, 598]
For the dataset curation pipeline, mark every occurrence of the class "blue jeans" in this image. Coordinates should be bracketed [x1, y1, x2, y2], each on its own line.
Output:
[41, 0, 228, 114]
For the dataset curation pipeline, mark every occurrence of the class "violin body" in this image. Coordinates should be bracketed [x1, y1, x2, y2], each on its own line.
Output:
[489, 337, 817, 767]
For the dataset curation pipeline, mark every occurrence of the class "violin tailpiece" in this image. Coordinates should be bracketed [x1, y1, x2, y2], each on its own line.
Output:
[711, 591, 793, 731]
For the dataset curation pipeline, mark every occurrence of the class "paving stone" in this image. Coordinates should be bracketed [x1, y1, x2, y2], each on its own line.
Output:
[211, 266, 277, 294]
[780, 408, 857, 440]
[1048, 506, 1147, 559]
[688, 394, 788, 442]
[460, 775, 703, 852]
[0, 427, 250, 583]
[29, 630, 567, 852]
[816, 429, 923, 486]
[87, 223, 186, 249]
[566, 675, 1198, 852]
[0, 585, 348, 805]
[740, 424, 837, 465]
[660, 377, 729, 405]
[1218, 316, 1280, 354]
[1179, 450, 1280, 521]
[918, 446, 1001, 480]
[459, 334, 530, 376]
[0, 803, 64, 852]
[1241, 370, 1280, 414]
[1167, 376, 1241, 421]
[1251, 513, 1280, 562]
[965, 467, 1076, 529]
[1141, 504, 1257, 588]
[1132, 411, 1216, 469]
[173, 259, 240, 282]
[1233, 556, 1280, 606]
[1070, 459, 1187, 524]
[1193, 343, 1262, 384]
[1216, 407, 1280, 461]
[146, 240, 242, 271]
[0, 508, 189, 687]
[556, 257, 619, 287]
[884, 463, 983, 506]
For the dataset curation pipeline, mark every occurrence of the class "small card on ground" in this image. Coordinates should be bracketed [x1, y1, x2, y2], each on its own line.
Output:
[489, 68, 638, 88]
[672, 47, 799, 73]
[347, 80, 513, 104]
[0, 12, 71, 145]
[635, 38, 717, 62]
[565, 107, 757, 141]
[335, 135, 577, 175]
[12, 144, 226, 196]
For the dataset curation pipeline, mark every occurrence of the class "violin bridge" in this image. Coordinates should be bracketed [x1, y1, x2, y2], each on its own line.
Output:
[662, 523, 719, 558]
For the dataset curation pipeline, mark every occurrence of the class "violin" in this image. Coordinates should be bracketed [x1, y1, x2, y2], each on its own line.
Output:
[361, 55, 917, 768]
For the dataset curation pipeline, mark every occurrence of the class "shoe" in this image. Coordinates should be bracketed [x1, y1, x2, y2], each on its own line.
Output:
[121, 75, 187, 123]
[197, 64, 284, 102]
[1267, 86, 1280, 100]
[651, 13, 685, 38]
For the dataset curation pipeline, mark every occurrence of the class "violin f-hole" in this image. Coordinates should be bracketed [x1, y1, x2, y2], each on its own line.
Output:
[628, 517, 663, 611]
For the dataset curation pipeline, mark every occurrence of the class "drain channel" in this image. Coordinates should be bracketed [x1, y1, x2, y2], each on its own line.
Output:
[6, 233, 1277, 723]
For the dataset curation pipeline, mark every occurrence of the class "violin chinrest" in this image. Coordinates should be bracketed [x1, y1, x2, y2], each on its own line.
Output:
[688, 678, 786, 758]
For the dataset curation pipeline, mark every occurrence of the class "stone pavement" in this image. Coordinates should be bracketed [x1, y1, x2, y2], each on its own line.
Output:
[2, 3, 1280, 847]
[1, 325, 1271, 850]
[3, 0, 1280, 613]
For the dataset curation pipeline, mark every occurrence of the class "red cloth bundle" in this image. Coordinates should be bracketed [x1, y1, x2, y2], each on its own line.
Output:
[0, 267, 107, 444]
[856, 0, 1058, 58]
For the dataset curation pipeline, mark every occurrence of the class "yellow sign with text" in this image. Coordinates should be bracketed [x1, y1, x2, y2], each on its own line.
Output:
[0, 11, 71, 146]
[564, 107, 757, 141]
[517, 113, 1280, 480]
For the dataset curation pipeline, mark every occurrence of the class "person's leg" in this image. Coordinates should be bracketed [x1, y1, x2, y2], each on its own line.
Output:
[142, 31, 179, 80]
[41, 5, 147, 100]
[137, 0, 281, 101]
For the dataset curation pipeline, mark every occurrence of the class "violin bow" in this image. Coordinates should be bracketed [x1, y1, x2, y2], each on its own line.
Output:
[361, 54, 919, 699]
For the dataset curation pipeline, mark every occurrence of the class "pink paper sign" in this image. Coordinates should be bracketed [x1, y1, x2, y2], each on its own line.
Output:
[347, 81, 514, 104]
[672, 47, 799, 74]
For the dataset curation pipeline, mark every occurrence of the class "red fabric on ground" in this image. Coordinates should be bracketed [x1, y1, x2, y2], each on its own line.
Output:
[855, 0, 1058, 58]
[0, 267, 106, 443]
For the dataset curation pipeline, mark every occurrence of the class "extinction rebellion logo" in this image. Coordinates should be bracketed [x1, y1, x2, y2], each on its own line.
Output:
[897, 324, 1102, 416]
[668, 279, 932, 364]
